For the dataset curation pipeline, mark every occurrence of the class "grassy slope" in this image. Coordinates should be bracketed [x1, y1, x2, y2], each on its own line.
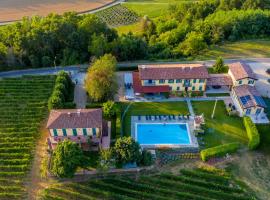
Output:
[121, 102, 189, 135]
[192, 101, 248, 148]
[197, 39, 270, 60]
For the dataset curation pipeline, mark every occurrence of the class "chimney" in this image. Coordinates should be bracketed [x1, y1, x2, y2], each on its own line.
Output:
[77, 109, 81, 116]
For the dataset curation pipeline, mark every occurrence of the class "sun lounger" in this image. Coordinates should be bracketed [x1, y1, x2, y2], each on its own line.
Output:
[172, 115, 175, 120]
[138, 116, 141, 120]
[146, 116, 148, 120]
[159, 115, 162, 120]
[168, 115, 171, 120]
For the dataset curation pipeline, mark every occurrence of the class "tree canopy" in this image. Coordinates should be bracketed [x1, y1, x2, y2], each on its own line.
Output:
[85, 54, 118, 102]
[51, 140, 84, 178]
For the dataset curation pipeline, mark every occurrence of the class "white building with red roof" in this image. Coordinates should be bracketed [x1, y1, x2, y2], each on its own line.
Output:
[46, 109, 110, 151]
[132, 64, 209, 95]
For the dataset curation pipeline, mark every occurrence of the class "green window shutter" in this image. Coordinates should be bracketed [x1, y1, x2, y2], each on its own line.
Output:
[199, 86, 203, 91]
[53, 129, 58, 136]
[193, 79, 197, 83]
[83, 128, 87, 136]
[92, 128, 96, 136]
[62, 129, 67, 136]
[192, 86, 195, 91]
[72, 129, 77, 136]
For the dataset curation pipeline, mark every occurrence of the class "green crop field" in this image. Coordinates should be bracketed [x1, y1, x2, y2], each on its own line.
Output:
[40, 168, 253, 200]
[0, 75, 55, 199]
[95, 4, 139, 27]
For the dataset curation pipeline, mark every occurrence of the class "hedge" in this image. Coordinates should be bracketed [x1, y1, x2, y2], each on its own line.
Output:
[243, 116, 260, 150]
[200, 142, 239, 161]
[48, 71, 74, 110]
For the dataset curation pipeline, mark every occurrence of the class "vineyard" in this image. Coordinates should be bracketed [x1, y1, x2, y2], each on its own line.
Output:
[0, 75, 55, 199]
[95, 5, 139, 27]
[40, 168, 254, 200]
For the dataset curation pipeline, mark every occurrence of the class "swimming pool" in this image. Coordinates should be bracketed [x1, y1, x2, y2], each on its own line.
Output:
[135, 123, 191, 147]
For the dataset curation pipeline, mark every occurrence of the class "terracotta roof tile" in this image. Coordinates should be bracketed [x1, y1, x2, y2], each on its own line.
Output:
[233, 85, 267, 108]
[207, 74, 233, 86]
[46, 109, 102, 129]
[228, 62, 257, 80]
[132, 71, 170, 94]
[138, 64, 209, 80]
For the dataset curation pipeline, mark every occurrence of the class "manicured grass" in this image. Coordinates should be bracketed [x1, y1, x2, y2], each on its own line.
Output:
[192, 101, 248, 148]
[206, 93, 230, 97]
[120, 102, 189, 135]
[197, 39, 270, 60]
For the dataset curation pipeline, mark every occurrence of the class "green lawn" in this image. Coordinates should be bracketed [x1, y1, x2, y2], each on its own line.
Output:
[206, 93, 231, 97]
[197, 39, 270, 60]
[120, 102, 189, 135]
[192, 101, 248, 148]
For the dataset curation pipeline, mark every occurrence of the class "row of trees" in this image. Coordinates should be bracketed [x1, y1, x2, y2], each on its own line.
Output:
[1, 0, 270, 70]
[51, 137, 153, 178]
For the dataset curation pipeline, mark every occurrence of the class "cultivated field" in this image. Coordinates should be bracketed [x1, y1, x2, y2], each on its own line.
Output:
[0, 0, 113, 22]
[0, 75, 55, 199]
[40, 168, 253, 199]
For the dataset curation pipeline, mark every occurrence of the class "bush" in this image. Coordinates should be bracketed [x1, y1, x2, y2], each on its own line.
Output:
[63, 102, 76, 109]
[243, 116, 260, 150]
[139, 150, 153, 166]
[51, 140, 84, 178]
[103, 101, 117, 118]
[200, 142, 239, 162]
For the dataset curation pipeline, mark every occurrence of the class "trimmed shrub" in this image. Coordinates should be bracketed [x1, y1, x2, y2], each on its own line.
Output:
[139, 149, 153, 166]
[200, 142, 239, 161]
[243, 116, 260, 150]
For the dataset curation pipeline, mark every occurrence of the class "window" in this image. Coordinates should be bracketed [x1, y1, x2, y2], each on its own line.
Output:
[72, 129, 77, 136]
[239, 80, 242, 85]
[256, 108, 262, 115]
[159, 79, 165, 84]
[199, 86, 203, 91]
[193, 79, 197, 83]
[169, 86, 172, 91]
[176, 79, 182, 83]
[248, 80, 254, 85]
[148, 80, 153, 84]
[177, 87, 180, 91]
[192, 86, 195, 91]
[83, 128, 87, 136]
[199, 79, 205, 83]
[168, 79, 174, 83]
[53, 129, 58, 137]
[246, 109, 251, 115]
[92, 128, 96, 136]
[62, 129, 67, 136]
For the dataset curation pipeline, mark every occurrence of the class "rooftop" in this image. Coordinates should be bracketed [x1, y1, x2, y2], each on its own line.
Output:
[46, 109, 103, 129]
[133, 71, 170, 94]
[207, 74, 233, 86]
[228, 62, 257, 80]
[138, 64, 209, 80]
[233, 85, 267, 109]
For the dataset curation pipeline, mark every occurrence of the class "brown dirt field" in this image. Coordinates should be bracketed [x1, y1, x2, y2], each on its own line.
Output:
[0, 0, 113, 22]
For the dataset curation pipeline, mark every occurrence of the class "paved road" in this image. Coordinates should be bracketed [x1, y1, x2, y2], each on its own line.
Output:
[1, 58, 270, 78]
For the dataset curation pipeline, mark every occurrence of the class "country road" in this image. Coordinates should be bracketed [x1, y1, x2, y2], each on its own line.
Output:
[1, 58, 270, 78]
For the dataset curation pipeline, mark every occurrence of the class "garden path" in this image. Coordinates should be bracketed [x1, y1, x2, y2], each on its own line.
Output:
[74, 83, 87, 108]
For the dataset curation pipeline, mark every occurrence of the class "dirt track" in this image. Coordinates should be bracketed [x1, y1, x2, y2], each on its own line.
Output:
[0, 0, 113, 22]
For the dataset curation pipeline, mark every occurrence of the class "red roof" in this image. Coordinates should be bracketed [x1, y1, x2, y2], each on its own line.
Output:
[46, 109, 102, 129]
[207, 74, 233, 86]
[228, 62, 257, 80]
[132, 71, 170, 94]
[138, 64, 209, 80]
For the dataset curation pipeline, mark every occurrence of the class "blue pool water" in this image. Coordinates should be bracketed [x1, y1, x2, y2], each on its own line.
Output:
[136, 123, 190, 145]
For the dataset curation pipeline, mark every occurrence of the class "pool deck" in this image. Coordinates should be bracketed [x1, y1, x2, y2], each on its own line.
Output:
[131, 115, 198, 149]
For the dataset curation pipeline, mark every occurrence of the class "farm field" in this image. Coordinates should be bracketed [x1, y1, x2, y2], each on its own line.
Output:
[0, 0, 113, 22]
[192, 101, 248, 148]
[119, 102, 189, 136]
[0, 75, 55, 199]
[95, 5, 139, 27]
[40, 168, 254, 200]
[123, 0, 194, 18]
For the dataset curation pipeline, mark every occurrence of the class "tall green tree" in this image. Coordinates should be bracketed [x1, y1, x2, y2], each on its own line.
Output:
[113, 137, 141, 166]
[51, 140, 84, 178]
[213, 56, 226, 73]
[85, 54, 118, 102]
